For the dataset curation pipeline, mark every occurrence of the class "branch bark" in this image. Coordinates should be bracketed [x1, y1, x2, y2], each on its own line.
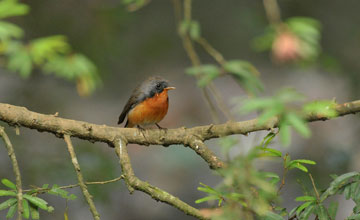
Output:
[0, 100, 359, 219]
[64, 135, 100, 220]
[0, 126, 23, 220]
[113, 138, 208, 220]
[0, 100, 360, 168]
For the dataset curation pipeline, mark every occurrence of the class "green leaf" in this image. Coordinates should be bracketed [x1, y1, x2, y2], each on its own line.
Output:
[345, 184, 352, 200]
[285, 112, 311, 138]
[197, 183, 218, 194]
[258, 106, 283, 125]
[1, 179, 16, 190]
[30, 35, 70, 64]
[185, 64, 220, 87]
[353, 204, 360, 214]
[285, 17, 322, 61]
[299, 205, 315, 220]
[252, 26, 276, 51]
[291, 159, 316, 165]
[261, 148, 282, 157]
[7, 47, 33, 78]
[23, 194, 48, 211]
[276, 88, 305, 103]
[0, 0, 29, 19]
[287, 159, 316, 172]
[347, 214, 360, 220]
[189, 21, 201, 40]
[320, 172, 360, 202]
[49, 185, 77, 200]
[241, 98, 276, 113]
[261, 132, 277, 148]
[328, 201, 338, 219]
[6, 203, 17, 219]
[295, 195, 316, 202]
[195, 195, 219, 204]
[22, 199, 30, 219]
[351, 182, 360, 200]
[179, 20, 190, 36]
[30, 204, 39, 220]
[29, 203, 40, 220]
[315, 204, 328, 220]
[264, 211, 284, 220]
[288, 206, 298, 217]
[296, 201, 314, 217]
[261, 172, 280, 185]
[303, 100, 338, 118]
[224, 60, 263, 95]
[0, 190, 17, 196]
[68, 194, 77, 200]
[0, 21, 23, 41]
[279, 123, 291, 146]
[289, 163, 308, 172]
[0, 198, 17, 211]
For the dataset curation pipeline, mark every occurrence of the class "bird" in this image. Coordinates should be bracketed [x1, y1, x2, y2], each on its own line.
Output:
[118, 76, 175, 128]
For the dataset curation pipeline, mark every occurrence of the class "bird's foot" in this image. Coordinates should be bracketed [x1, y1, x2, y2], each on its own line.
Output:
[155, 123, 168, 131]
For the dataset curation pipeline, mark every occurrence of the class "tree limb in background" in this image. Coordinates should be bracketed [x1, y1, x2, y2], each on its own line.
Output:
[64, 135, 100, 220]
[113, 138, 208, 220]
[0, 126, 23, 220]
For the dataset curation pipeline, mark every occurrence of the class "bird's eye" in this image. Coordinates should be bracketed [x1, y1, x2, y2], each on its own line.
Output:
[156, 83, 161, 89]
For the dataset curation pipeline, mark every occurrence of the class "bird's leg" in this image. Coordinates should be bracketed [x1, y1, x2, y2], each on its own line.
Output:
[137, 125, 149, 145]
[155, 123, 167, 130]
[155, 123, 167, 132]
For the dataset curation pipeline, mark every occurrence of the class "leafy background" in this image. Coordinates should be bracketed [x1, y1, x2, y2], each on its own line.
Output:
[0, 0, 360, 219]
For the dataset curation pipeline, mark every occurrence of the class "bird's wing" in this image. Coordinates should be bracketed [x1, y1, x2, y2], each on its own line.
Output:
[118, 88, 143, 125]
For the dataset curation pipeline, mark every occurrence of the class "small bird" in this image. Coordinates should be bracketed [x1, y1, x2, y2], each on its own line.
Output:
[118, 76, 175, 128]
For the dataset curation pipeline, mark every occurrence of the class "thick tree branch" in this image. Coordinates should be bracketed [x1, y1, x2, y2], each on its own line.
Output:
[113, 138, 208, 220]
[64, 135, 100, 220]
[0, 100, 359, 219]
[0, 100, 360, 168]
[0, 126, 23, 220]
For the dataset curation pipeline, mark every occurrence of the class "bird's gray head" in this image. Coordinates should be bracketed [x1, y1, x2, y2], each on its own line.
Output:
[139, 76, 175, 100]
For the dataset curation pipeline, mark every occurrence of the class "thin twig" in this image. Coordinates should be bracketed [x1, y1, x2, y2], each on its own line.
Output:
[196, 37, 226, 65]
[277, 154, 289, 194]
[176, 0, 235, 122]
[113, 138, 208, 220]
[173, 0, 220, 123]
[308, 173, 320, 201]
[0, 126, 23, 220]
[64, 135, 100, 220]
[263, 0, 282, 25]
[23, 176, 124, 193]
[183, 0, 192, 21]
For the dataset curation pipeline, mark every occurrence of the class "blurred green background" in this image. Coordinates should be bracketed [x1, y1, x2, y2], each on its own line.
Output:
[1, 0, 360, 219]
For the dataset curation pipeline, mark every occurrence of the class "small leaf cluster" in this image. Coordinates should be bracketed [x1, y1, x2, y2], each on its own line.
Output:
[291, 172, 360, 220]
[241, 88, 338, 146]
[253, 16, 322, 63]
[0, 178, 76, 219]
[186, 60, 263, 95]
[0, 0, 101, 96]
[196, 132, 317, 219]
[179, 19, 201, 40]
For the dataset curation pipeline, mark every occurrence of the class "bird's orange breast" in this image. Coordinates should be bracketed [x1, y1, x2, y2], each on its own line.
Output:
[127, 90, 169, 127]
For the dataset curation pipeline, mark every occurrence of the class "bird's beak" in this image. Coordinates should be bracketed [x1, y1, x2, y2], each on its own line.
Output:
[165, 87, 176, 90]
